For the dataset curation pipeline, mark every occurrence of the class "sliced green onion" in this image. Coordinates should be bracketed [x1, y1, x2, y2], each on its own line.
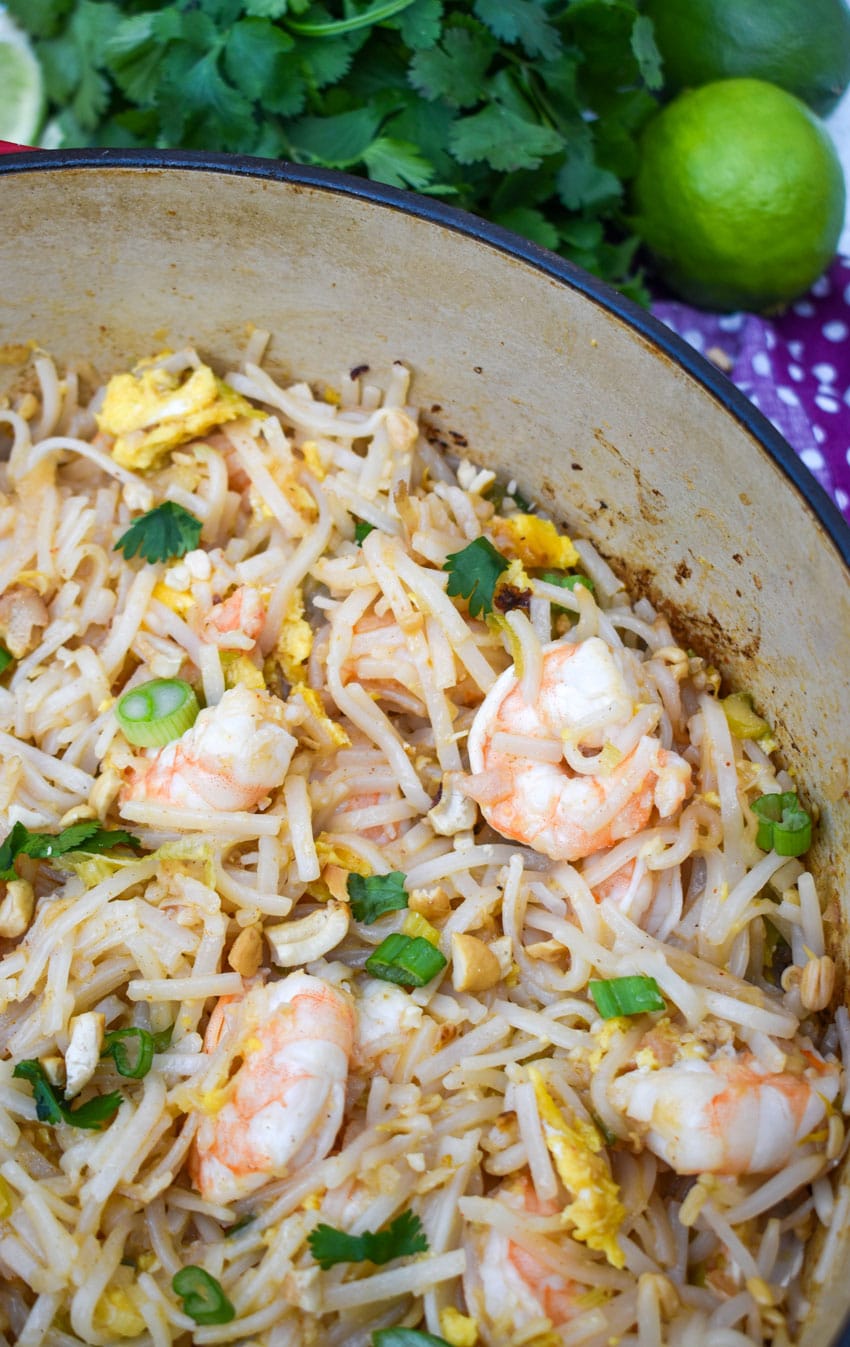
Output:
[537, 569, 595, 593]
[365, 932, 447, 987]
[0, 645, 13, 675]
[354, 520, 376, 544]
[100, 1024, 171, 1079]
[751, 792, 812, 857]
[101, 1028, 154, 1079]
[115, 678, 199, 748]
[373, 1330, 451, 1347]
[172, 1266, 235, 1326]
[721, 691, 771, 741]
[589, 975, 665, 1019]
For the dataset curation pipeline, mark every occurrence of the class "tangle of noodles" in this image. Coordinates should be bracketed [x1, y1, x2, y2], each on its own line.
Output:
[0, 342, 845, 1347]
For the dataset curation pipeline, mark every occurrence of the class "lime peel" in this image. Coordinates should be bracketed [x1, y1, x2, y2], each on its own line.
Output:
[0, 10, 43, 144]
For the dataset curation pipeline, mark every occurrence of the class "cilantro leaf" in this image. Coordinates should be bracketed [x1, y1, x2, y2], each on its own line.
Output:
[13, 1060, 122, 1131]
[363, 137, 435, 189]
[0, 821, 142, 882]
[494, 206, 558, 250]
[114, 502, 203, 566]
[386, 0, 444, 51]
[443, 537, 509, 618]
[630, 14, 663, 93]
[0, 647, 14, 676]
[473, 0, 560, 58]
[556, 125, 622, 212]
[288, 107, 381, 168]
[408, 24, 495, 108]
[308, 1210, 428, 1270]
[450, 101, 563, 172]
[224, 19, 296, 101]
[105, 12, 184, 104]
[347, 871, 408, 924]
[245, 0, 291, 14]
[4, 0, 72, 39]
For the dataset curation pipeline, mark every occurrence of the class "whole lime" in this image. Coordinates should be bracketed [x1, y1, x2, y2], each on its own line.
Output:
[631, 79, 846, 312]
[645, 0, 850, 116]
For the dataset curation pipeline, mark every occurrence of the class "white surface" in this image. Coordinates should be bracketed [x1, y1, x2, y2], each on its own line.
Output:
[827, 87, 850, 252]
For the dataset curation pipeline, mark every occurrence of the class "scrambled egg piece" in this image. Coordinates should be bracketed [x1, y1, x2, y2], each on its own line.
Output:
[97, 360, 257, 470]
[93, 1288, 146, 1339]
[528, 1068, 625, 1268]
[276, 587, 313, 684]
[301, 440, 327, 480]
[0, 1174, 15, 1219]
[440, 1307, 479, 1346]
[151, 580, 195, 616]
[315, 836, 369, 875]
[587, 1017, 630, 1071]
[491, 514, 579, 570]
[221, 651, 266, 691]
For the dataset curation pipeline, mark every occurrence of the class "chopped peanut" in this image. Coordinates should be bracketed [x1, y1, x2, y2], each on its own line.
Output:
[65, 1011, 106, 1098]
[526, 939, 564, 963]
[451, 932, 501, 993]
[408, 885, 451, 921]
[40, 1054, 66, 1088]
[89, 766, 122, 819]
[228, 925, 264, 977]
[428, 777, 477, 836]
[0, 879, 34, 938]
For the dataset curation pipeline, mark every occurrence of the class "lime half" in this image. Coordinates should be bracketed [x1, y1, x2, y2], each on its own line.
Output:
[0, 10, 43, 144]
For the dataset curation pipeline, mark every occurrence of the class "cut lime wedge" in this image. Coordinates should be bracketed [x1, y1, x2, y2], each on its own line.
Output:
[0, 11, 43, 144]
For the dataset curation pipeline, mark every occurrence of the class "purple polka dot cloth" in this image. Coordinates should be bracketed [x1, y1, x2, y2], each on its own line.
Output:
[652, 255, 850, 521]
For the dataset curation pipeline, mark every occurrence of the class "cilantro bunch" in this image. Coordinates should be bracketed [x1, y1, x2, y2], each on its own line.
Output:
[11, 0, 665, 300]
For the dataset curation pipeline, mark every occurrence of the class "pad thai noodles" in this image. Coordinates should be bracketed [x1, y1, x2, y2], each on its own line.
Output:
[0, 338, 846, 1347]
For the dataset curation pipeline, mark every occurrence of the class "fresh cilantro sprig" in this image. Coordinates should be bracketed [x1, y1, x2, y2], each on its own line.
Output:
[443, 536, 508, 618]
[0, 820, 142, 882]
[115, 501, 203, 565]
[11, 0, 665, 300]
[347, 871, 408, 924]
[308, 1209, 429, 1270]
[12, 1060, 122, 1130]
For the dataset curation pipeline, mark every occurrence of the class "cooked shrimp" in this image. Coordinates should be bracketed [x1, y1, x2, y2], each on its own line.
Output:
[354, 976, 423, 1071]
[610, 1048, 841, 1175]
[190, 972, 356, 1204]
[202, 585, 265, 650]
[122, 684, 296, 811]
[465, 1179, 576, 1344]
[466, 637, 692, 861]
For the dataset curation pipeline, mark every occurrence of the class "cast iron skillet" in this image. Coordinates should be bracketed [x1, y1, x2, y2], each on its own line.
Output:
[1, 146, 849, 1346]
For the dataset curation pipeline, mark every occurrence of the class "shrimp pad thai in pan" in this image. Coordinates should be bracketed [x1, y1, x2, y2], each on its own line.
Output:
[0, 337, 847, 1347]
